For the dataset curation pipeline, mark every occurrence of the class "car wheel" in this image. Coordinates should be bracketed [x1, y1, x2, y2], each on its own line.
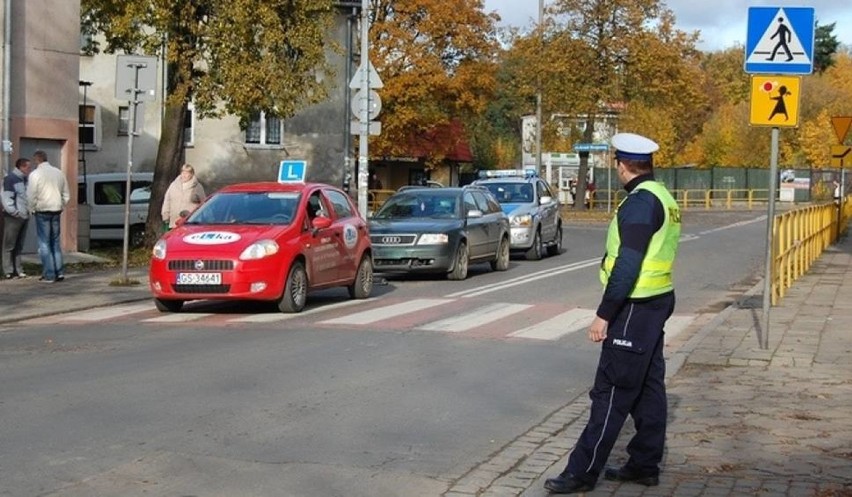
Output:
[547, 225, 563, 256]
[525, 229, 543, 261]
[347, 255, 374, 299]
[448, 242, 469, 280]
[278, 261, 308, 313]
[154, 298, 183, 313]
[491, 235, 510, 271]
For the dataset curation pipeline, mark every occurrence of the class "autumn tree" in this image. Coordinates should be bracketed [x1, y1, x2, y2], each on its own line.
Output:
[516, 0, 702, 207]
[81, 0, 336, 243]
[367, 0, 499, 167]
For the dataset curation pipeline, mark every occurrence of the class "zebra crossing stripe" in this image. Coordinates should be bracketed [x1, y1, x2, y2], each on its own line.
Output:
[47, 303, 155, 322]
[320, 298, 449, 325]
[509, 308, 597, 341]
[229, 299, 373, 323]
[417, 303, 533, 332]
[142, 313, 215, 323]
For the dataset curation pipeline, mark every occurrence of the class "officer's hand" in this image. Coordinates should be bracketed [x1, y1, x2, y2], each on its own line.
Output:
[589, 316, 608, 343]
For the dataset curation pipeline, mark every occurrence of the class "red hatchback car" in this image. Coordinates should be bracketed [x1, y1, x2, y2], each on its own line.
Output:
[149, 182, 373, 313]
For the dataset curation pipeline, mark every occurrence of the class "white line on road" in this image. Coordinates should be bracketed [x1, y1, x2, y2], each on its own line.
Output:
[142, 313, 215, 323]
[51, 303, 154, 322]
[509, 308, 597, 340]
[228, 299, 375, 323]
[417, 303, 533, 332]
[446, 258, 601, 299]
[320, 298, 450, 325]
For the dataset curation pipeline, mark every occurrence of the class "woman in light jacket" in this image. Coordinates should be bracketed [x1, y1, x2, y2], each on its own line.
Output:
[162, 164, 206, 228]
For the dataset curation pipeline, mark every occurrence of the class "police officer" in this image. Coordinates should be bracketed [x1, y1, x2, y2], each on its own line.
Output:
[544, 133, 681, 494]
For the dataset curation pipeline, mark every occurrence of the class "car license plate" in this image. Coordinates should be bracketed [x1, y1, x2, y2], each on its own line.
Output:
[177, 272, 222, 285]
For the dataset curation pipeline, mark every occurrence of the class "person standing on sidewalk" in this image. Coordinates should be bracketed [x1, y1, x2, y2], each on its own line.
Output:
[161, 164, 206, 229]
[26, 150, 70, 283]
[2, 158, 32, 278]
[544, 133, 682, 494]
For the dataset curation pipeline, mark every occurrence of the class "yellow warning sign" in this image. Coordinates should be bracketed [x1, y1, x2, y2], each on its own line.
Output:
[831, 145, 852, 168]
[749, 76, 801, 127]
[831, 116, 852, 144]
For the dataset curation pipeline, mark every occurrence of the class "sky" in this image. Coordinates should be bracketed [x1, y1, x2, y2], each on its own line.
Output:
[482, 0, 852, 52]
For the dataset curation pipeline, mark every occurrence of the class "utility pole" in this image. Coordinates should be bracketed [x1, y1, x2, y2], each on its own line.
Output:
[357, 0, 370, 218]
[534, 0, 544, 181]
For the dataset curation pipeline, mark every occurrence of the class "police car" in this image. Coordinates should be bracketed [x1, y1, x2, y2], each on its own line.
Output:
[148, 162, 373, 313]
[472, 169, 562, 260]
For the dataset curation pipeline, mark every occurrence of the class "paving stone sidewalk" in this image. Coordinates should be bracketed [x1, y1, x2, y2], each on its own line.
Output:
[447, 236, 852, 497]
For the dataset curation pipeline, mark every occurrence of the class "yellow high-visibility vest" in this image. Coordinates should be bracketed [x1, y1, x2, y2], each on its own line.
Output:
[600, 181, 681, 298]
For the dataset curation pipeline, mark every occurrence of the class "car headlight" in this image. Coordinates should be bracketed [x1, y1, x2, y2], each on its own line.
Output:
[417, 233, 449, 245]
[511, 214, 533, 227]
[152, 240, 167, 260]
[239, 240, 280, 260]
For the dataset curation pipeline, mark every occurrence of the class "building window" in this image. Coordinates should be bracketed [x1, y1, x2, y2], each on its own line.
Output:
[245, 111, 282, 146]
[118, 106, 130, 136]
[79, 104, 101, 150]
[184, 103, 195, 146]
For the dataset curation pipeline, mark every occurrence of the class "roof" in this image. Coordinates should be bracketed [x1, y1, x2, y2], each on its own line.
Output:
[404, 120, 474, 163]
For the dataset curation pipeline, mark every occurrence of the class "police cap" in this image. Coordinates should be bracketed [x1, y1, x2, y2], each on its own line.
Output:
[611, 133, 659, 162]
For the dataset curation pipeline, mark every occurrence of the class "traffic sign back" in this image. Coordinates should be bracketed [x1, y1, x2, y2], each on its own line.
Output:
[744, 7, 814, 74]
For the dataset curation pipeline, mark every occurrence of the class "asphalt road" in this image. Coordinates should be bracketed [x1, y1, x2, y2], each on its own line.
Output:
[0, 210, 769, 497]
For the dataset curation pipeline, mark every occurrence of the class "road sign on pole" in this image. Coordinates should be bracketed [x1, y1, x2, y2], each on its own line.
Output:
[748, 75, 801, 127]
[744, 6, 815, 74]
[831, 116, 852, 144]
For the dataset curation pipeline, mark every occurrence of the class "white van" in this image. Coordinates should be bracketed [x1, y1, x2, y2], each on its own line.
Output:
[77, 172, 153, 246]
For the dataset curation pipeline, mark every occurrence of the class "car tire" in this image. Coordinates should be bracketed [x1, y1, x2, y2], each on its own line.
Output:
[278, 261, 308, 313]
[490, 235, 510, 271]
[448, 242, 469, 280]
[525, 229, 543, 261]
[348, 255, 374, 299]
[547, 224, 563, 256]
[154, 298, 183, 313]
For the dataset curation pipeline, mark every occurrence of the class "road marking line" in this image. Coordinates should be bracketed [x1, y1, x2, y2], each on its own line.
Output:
[447, 259, 601, 299]
[49, 303, 155, 322]
[320, 298, 449, 325]
[142, 313, 215, 323]
[509, 308, 597, 340]
[228, 299, 374, 323]
[417, 303, 533, 332]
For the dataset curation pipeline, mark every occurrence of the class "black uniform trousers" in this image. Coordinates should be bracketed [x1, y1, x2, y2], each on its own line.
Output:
[563, 291, 675, 484]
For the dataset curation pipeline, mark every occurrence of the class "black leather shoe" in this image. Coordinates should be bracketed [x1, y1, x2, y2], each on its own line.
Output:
[603, 465, 659, 486]
[543, 473, 594, 494]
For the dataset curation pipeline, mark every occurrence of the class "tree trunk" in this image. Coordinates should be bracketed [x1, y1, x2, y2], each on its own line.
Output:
[144, 101, 187, 246]
[574, 114, 596, 210]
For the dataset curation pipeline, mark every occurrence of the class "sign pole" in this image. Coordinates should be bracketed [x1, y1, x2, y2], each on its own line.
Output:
[761, 127, 779, 350]
[357, 0, 370, 218]
[121, 62, 145, 284]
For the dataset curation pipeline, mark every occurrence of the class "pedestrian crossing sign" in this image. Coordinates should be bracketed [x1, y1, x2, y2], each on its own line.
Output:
[744, 6, 815, 74]
[749, 75, 801, 128]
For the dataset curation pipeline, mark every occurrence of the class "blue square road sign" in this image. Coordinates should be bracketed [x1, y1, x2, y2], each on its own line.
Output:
[744, 6, 815, 75]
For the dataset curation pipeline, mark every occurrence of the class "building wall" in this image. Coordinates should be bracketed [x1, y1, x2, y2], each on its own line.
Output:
[81, 9, 355, 193]
[9, 0, 81, 251]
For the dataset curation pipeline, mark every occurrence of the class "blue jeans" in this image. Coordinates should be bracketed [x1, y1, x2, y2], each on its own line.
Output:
[34, 211, 64, 280]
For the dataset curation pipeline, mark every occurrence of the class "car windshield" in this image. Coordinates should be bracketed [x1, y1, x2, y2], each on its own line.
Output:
[373, 191, 459, 219]
[481, 182, 533, 203]
[186, 191, 300, 225]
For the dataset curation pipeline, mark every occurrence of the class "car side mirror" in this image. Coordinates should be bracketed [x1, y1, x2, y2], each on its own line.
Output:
[467, 209, 483, 219]
[311, 216, 333, 232]
[540, 195, 553, 205]
[179, 209, 190, 218]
